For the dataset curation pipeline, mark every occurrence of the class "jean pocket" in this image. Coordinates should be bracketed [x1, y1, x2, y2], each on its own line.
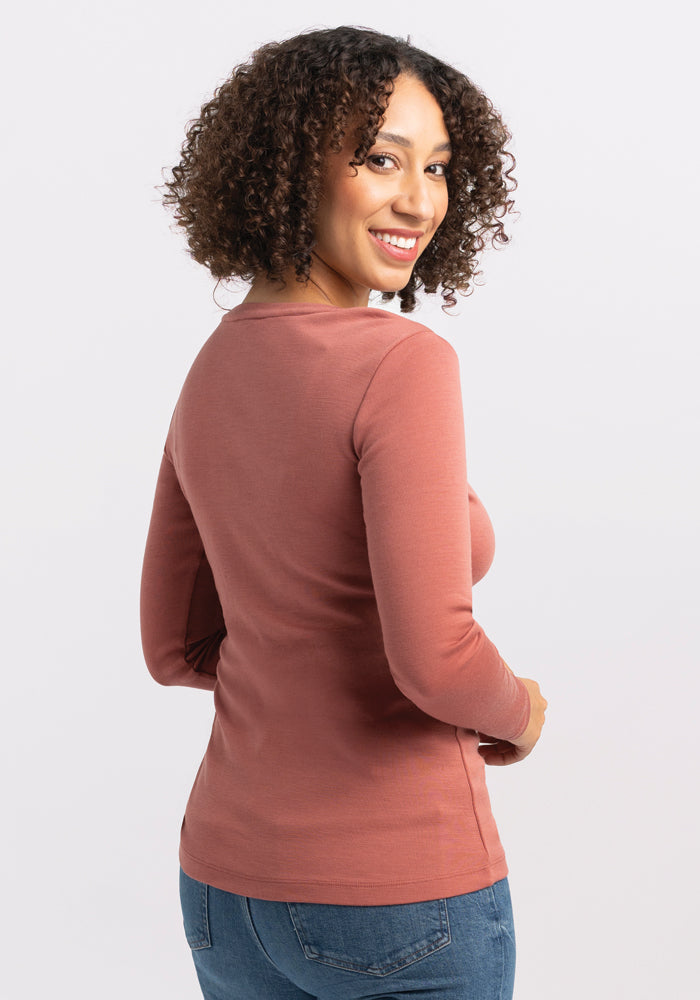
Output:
[179, 868, 212, 950]
[287, 898, 450, 976]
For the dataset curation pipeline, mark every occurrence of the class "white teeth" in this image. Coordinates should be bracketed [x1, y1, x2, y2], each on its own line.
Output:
[372, 232, 417, 249]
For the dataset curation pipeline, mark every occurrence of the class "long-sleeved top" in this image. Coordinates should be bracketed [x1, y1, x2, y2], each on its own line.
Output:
[140, 301, 530, 905]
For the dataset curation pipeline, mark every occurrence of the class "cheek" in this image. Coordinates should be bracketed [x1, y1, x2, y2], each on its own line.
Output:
[332, 172, 384, 220]
[436, 190, 449, 226]
[318, 188, 360, 243]
[320, 149, 389, 215]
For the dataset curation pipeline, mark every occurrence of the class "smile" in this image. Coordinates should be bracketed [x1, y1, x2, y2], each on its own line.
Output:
[369, 230, 421, 262]
[371, 231, 418, 248]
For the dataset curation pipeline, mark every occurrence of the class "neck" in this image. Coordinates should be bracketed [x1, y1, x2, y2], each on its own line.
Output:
[243, 254, 370, 309]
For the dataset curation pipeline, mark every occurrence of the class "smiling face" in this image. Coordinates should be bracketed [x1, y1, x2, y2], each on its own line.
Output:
[311, 74, 451, 308]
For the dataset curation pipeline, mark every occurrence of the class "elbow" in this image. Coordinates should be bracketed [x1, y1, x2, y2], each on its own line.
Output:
[386, 622, 488, 705]
[391, 667, 446, 710]
[141, 633, 184, 686]
[384, 628, 506, 730]
[142, 638, 218, 692]
[143, 648, 181, 687]
[388, 655, 465, 721]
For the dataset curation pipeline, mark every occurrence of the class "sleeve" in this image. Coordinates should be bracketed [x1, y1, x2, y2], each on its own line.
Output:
[353, 330, 530, 741]
[140, 451, 226, 690]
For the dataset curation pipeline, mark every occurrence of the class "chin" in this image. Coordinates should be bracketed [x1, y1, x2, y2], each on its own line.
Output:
[371, 273, 415, 295]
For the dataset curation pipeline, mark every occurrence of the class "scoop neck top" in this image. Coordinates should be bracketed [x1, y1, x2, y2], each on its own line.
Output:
[140, 304, 529, 904]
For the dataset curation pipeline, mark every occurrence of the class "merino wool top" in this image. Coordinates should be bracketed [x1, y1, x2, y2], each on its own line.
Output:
[140, 301, 530, 905]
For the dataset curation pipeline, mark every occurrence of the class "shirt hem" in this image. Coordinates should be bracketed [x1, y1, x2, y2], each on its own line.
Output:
[179, 843, 509, 905]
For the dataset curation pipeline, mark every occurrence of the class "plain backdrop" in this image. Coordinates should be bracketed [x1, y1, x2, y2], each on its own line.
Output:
[2, 2, 698, 997]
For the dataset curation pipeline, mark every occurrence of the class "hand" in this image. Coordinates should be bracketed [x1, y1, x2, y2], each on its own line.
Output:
[477, 677, 548, 766]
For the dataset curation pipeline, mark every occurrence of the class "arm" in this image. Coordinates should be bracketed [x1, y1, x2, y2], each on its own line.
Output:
[140, 451, 225, 690]
[353, 330, 530, 741]
[478, 675, 547, 764]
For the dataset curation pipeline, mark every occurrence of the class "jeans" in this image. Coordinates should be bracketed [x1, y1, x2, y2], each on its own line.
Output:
[179, 866, 516, 999]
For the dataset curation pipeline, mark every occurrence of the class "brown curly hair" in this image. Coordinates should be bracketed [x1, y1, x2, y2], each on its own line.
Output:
[162, 26, 517, 312]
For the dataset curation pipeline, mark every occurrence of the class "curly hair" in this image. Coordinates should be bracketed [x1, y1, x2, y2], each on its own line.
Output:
[162, 26, 517, 312]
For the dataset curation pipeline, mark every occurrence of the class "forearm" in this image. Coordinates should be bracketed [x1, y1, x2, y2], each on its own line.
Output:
[140, 452, 225, 689]
[354, 330, 529, 739]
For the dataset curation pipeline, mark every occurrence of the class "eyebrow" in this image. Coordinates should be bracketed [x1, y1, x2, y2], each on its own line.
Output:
[375, 130, 452, 153]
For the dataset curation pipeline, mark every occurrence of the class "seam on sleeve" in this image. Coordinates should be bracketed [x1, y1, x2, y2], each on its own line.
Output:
[351, 328, 453, 457]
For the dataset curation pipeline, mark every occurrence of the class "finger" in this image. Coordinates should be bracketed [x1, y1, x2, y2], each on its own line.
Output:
[478, 743, 528, 766]
[478, 741, 510, 760]
[479, 749, 515, 766]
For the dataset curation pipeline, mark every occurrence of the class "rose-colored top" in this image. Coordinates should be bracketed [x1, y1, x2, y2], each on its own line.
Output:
[140, 302, 529, 905]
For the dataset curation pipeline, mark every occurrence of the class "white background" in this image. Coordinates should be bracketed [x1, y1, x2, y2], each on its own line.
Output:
[2, 2, 697, 997]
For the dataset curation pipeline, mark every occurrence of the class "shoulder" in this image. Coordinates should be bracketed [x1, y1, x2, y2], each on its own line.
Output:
[353, 312, 462, 433]
[348, 307, 458, 367]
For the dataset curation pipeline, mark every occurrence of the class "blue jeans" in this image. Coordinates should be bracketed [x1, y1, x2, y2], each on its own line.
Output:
[179, 867, 516, 999]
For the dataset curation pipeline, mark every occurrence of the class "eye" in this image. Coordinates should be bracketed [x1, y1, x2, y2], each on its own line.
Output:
[426, 162, 449, 177]
[366, 154, 398, 172]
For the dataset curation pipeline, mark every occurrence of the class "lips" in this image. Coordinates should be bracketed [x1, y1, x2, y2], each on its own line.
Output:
[369, 230, 421, 263]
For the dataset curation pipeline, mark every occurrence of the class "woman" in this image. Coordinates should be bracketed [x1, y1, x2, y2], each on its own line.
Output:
[141, 25, 547, 1000]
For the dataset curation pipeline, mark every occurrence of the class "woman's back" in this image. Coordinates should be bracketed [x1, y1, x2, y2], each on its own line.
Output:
[141, 301, 529, 904]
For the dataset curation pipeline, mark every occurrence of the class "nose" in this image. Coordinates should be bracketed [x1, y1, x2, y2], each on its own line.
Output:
[391, 170, 437, 223]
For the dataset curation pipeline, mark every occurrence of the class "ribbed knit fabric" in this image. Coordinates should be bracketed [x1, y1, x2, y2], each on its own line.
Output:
[140, 302, 530, 904]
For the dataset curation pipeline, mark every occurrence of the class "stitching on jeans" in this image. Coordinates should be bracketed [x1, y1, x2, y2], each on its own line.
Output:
[489, 885, 507, 1000]
[242, 897, 291, 977]
[488, 882, 515, 1000]
[287, 899, 451, 976]
[186, 880, 211, 950]
[202, 883, 210, 947]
